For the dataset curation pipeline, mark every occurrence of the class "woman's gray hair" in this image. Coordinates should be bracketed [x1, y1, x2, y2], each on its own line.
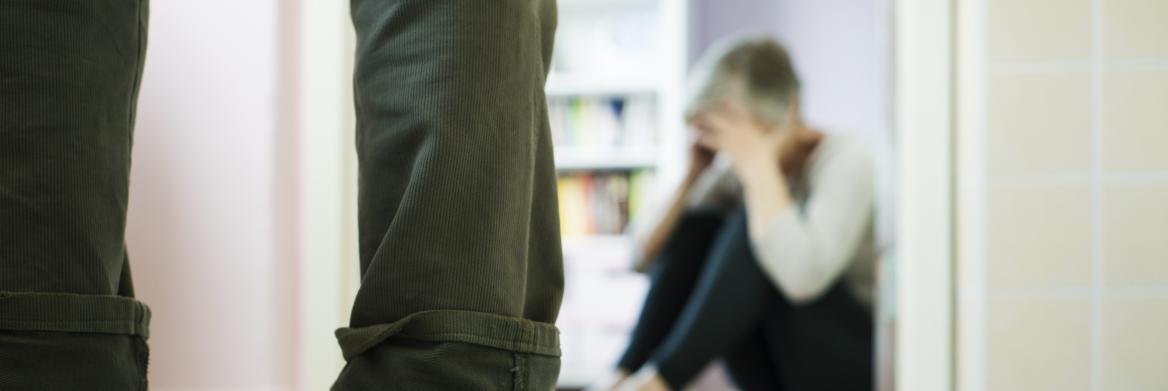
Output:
[685, 36, 801, 127]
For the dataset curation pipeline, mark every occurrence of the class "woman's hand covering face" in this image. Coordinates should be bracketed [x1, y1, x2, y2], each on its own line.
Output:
[691, 101, 788, 178]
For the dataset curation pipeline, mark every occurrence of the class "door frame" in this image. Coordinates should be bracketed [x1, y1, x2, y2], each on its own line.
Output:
[893, 0, 957, 389]
[288, 1, 359, 389]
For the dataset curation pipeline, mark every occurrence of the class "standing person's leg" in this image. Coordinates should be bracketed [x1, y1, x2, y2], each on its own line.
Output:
[333, 1, 563, 390]
[0, 0, 151, 389]
[616, 209, 724, 373]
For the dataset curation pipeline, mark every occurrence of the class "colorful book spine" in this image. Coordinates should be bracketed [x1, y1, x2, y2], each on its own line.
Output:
[557, 170, 656, 237]
[548, 96, 658, 149]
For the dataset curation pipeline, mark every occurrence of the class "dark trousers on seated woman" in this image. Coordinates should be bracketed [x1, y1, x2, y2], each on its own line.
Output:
[617, 206, 873, 391]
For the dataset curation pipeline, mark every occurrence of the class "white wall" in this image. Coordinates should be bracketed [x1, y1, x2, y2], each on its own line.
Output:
[126, 1, 297, 389]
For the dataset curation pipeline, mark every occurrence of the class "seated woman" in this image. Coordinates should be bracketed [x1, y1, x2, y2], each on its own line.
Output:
[591, 37, 877, 391]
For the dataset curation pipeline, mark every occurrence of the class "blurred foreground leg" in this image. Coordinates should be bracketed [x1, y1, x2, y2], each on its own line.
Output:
[0, 0, 151, 389]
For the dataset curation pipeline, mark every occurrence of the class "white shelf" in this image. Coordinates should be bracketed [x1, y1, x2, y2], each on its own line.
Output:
[558, 233, 646, 388]
[555, 147, 658, 170]
[545, 73, 660, 97]
[557, 0, 658, 12]
[562, 234, 638, 275]
[548, 0, 688, 387]
[562, 234, 633, 248]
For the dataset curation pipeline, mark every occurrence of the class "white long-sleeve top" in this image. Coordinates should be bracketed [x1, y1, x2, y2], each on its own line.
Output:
[634, 133, 877, 310]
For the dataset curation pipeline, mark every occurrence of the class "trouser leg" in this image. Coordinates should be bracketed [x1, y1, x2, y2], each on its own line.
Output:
[721, 327, 784, 391]
[334, 0, 563, 389]
[0, 1, 151, 389]
[723, 282, 874, 391]
[769, 282, 874, 391]
[643, 204, 875, 390]
[649, 206, 777, 389]
[617, 209, 724, 372]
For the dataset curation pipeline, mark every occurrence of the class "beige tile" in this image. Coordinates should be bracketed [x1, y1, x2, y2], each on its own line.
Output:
[986, 184, 1092, 287]
[1102, 70, 1168, 171]
[1101, 295, 1168, 390]
[986, 295, 1091, 391]
[987, 72, 1092, 175]
[1103, 0, 1168, 59]
[1102, 183, 1168, 285]
[987, 0, 1092, 62]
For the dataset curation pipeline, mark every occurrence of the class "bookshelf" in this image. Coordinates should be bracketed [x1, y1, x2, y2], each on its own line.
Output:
[554, 148, 657, 171]
[549, 0, 689, 387]
[545, 74, 660, 97]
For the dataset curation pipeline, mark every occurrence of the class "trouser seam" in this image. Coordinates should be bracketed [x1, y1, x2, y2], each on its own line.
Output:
[0, 291, 151, 337]
[133, 335, 150, 390]
[395, 332, 556, 355]
[335, 309, 560, 361]
[511, 353, 527, 391]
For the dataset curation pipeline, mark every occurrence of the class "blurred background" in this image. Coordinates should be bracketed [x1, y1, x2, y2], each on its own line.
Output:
[121, 0, 1165, 390]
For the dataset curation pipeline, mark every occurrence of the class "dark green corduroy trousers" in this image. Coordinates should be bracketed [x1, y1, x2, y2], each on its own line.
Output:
[333, 0, 564, 389]
[0, 0, 563, 389]
[0, 0, 152, 389]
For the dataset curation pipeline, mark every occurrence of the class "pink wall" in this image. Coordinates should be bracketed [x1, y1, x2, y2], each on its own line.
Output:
[126, 1, 297, 389]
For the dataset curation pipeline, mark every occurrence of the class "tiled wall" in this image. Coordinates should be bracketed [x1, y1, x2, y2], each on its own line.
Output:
[957, 0, 1168, 390]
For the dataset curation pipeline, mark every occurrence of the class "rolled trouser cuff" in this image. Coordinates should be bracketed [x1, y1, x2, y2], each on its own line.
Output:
[0, 291, 151, 338]
[336, 309, 560, 361]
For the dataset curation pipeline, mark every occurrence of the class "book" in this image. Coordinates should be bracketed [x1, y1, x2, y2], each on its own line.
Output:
[557, 170, 656, 237]
[548, 96, 658, 150]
